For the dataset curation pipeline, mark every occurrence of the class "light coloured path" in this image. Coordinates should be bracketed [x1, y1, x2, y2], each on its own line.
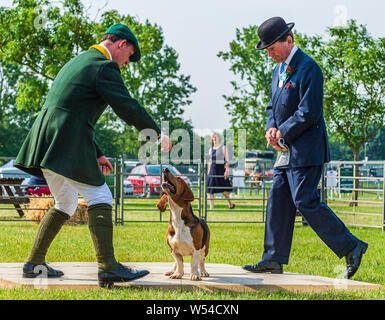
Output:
[0, 262, 382, 293]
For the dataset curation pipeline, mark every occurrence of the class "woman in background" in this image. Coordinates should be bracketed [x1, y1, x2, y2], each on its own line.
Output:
[207, 132, 235, 210]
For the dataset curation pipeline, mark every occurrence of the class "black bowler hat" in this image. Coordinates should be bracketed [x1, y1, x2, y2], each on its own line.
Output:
[256, 17, 295, 50]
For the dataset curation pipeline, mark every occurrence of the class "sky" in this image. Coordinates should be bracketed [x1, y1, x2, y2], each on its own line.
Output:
[2, 0, 385, 136]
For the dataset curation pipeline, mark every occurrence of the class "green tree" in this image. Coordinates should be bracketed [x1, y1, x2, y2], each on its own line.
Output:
[313, 20, 385, 163]
[309, 20, 385, 204]
[359, 128, 385, 161]
[0, 62, 36, 156]
[328, 128, 385, 161]
[0, 0, 196, 158]
[328, 134, 353, 161]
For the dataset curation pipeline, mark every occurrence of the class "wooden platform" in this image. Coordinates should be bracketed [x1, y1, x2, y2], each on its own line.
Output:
[0, 262, 382, 293]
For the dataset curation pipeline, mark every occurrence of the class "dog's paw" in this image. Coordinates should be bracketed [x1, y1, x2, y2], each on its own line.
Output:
[169, 272, 184, 279]
[190, 273, 202, 281]
[156, 194, 168, 212]
[200, 271, 209, 278]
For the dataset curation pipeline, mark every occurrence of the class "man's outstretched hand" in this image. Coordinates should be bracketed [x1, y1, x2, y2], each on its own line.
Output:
[98, 155, 113, 175]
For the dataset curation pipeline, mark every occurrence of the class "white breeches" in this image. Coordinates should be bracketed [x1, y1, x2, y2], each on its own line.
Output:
[42, 168, 113, 216]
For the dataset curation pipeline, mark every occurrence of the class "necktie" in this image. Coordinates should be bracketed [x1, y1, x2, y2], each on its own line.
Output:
[279, 62, 287, 82]
[278, 62, 287, 87]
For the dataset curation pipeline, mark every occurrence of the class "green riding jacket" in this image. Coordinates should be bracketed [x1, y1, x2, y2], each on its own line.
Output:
[15, 48, 160, 186]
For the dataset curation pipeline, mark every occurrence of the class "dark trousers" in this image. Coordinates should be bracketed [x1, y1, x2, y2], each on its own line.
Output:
[262, 165, 359, 265]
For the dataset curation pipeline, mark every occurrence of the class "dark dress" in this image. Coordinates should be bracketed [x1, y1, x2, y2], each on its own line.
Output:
[207, 145, 232, 194]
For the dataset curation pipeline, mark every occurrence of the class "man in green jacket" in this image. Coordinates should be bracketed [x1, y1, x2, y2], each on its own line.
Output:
[15, 24, 171, 287]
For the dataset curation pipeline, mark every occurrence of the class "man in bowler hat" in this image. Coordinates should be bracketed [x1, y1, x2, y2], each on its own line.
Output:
[242, 17, 368, 279]
[15, 24, 171, 287]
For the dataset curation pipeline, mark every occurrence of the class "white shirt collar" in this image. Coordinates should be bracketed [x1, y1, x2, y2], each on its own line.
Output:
[284, 45, 298, 66]
[99, 43, 112, 60]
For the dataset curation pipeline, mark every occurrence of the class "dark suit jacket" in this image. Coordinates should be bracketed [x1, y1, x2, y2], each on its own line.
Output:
[15, 48, 161, 186]
[266, 48, 330, 167]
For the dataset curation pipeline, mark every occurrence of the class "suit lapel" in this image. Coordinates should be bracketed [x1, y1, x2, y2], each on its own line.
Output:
[271, 48, 303, 108]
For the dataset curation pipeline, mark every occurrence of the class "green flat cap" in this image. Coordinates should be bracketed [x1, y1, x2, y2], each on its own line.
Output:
[104, 23, 141, 62]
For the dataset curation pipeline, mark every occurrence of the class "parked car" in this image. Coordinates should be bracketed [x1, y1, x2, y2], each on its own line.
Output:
[0, 160, 32, 196]
[124, 161, 140, 175]
[126, 164, 191, 197]
[0, 160, 31, 179]
[123, 179, 134, 195]
[22, 176, 50, 196]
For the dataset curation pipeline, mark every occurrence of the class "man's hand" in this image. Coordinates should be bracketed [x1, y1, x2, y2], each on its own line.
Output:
[265, 127, 278, 147]
[98, 155, 113, 175]
[275, 130, 283, 141]
[159, 135, 172, 152]
[265, 127, 283, 148]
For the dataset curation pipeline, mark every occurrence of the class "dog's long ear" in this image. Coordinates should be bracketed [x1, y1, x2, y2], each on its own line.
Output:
[180, 181, 194, 202]
[157, 193, 168, 212]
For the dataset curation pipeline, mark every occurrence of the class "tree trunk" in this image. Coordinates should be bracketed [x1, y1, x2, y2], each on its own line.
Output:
[350, 149, 360, 206]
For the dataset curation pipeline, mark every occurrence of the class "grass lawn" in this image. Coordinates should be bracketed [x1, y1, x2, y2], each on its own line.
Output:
[0, 212, 385, 300]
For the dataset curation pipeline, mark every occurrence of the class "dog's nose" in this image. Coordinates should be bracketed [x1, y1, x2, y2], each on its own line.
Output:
[163, 168, 169, 173]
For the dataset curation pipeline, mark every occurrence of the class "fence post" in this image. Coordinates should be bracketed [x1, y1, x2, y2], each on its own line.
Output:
[198, 162, 202, 218]
[203, 161, 207, 221]
[159, 163, 163, 222]
[119, 157, 124, 225]
[383, 162, 385, 232]
[261, 162, 265, 223]
[113, 158, 119, 225]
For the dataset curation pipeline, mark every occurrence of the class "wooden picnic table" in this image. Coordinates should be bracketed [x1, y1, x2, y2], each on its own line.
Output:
[0, 178, 30, 217]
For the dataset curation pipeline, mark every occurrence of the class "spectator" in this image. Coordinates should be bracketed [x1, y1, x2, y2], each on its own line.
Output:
[207, 132, 235, 209]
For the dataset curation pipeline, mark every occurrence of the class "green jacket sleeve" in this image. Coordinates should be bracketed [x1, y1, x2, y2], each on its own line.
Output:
[96, 61, 161, 135]
[94, 140, 104, 158]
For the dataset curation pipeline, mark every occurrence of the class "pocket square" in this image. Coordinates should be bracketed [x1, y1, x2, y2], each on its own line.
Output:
[285, 83, 294, 90]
